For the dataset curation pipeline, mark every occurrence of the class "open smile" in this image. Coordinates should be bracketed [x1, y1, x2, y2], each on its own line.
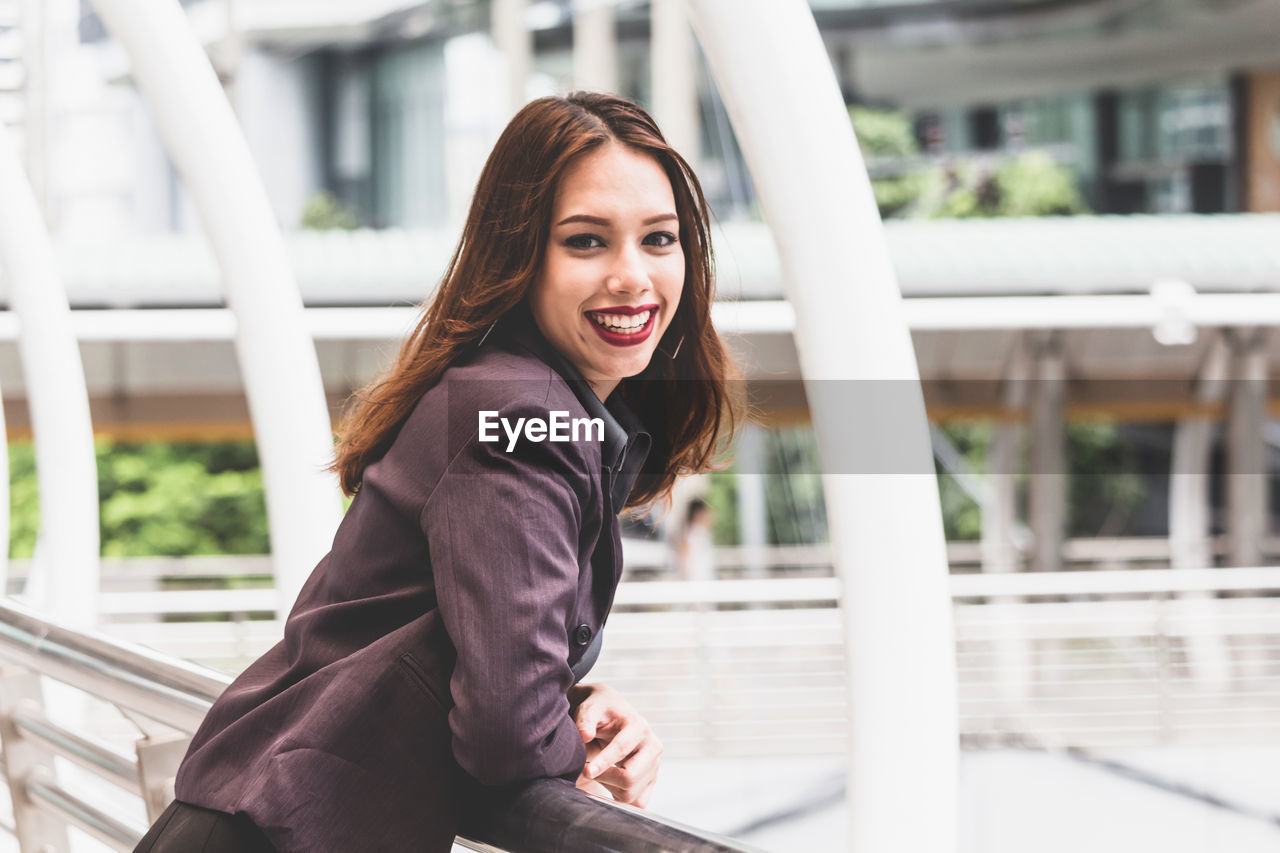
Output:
[584, 304, 659, 347]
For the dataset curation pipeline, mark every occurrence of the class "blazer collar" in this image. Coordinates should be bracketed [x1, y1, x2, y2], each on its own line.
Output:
[504, 309, 652, 509]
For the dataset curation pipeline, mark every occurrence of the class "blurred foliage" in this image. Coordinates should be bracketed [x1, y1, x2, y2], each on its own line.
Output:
[851, 106, 927, 219]
[850, 106, 919, 159]
[1066, 421, 1147, 538]
[933, 420, 1147, 541]
[300, 191, 361, 230]
[703, 467, 740, 546]
[936, 422, 991, 541]
[915, 151, 1089, 219]
[764, 428, 828, 546]
[8, 440, 269, 559]
[850, 105, 1088, 219]
[697, 428, 829, 548]
[8, 443, 38, 560]
[701, 417, 1149, 546]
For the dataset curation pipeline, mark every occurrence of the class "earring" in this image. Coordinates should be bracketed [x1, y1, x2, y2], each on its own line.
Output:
[662, 334, 684, 359]
[476, 320, 498, 348]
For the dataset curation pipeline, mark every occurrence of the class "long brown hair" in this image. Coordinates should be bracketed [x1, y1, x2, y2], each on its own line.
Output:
[331, 92, 737, 507]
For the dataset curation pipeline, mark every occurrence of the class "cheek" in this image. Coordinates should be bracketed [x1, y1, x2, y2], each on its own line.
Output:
[659, 256, 686, 304]
[533, 261, 574, 324]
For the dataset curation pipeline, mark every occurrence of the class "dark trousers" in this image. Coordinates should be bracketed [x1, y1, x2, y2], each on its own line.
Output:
[133, 801, 277, 853]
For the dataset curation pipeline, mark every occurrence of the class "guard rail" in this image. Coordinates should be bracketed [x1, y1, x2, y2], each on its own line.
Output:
[0, 597, 758, 853]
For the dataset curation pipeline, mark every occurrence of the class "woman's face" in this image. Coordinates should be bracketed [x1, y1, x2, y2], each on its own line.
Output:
[529, 142, 685, 400]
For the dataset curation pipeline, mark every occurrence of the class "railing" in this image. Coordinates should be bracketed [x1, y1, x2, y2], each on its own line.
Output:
[595, 564, 1280, 754]
[2, 556, 1277, 848]
[0, 597, 760, 853]
[7, 548, 1278, 756]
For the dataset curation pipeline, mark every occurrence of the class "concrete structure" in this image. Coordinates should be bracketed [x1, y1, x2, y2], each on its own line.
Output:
[86, 0, 345, 613]
[689, 1, 957, 846]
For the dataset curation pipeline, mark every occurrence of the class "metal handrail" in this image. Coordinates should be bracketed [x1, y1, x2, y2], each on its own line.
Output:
[0, 596, 762, 853]
[0, 597, 224, 730]
[463, 777, 761, 853]
[11, 706, 138, 787]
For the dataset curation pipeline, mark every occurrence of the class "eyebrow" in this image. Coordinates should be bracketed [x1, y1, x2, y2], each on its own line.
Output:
[554, 213, 678, 227]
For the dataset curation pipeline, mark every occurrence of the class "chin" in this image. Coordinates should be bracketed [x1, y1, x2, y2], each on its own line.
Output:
[619, 355, 656, 378]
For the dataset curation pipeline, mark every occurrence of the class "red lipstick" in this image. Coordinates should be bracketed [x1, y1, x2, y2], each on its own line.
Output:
[584, 304, 659, 347]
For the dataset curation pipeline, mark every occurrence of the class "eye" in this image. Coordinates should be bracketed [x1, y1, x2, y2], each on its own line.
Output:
[644, 231, 679, 248]
[564, 233, 605, 251]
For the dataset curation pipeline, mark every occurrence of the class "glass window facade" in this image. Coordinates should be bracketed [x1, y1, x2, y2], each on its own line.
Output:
[1118, 80, 1232, 163]
[370, 41, 447, 228]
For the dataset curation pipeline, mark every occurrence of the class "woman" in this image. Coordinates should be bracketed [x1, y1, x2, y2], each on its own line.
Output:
[134, 91, 736, 852]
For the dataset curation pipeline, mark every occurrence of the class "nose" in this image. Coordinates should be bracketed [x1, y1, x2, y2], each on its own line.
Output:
[605, 242, 650, 295]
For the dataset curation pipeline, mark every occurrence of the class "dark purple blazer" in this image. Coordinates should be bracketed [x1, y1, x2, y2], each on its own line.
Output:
[173, 312, 650, 852]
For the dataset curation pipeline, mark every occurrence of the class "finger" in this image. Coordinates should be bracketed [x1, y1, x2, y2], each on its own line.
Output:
[575, 777, 613, 800]
[633, 776, 658, 809]
[585, 723, 648, 778]
[574, 701, 602, 743]
[595, 733, 660, 785]
[624, 734, 662, 782]
[599, 767, 657, 808]
[593, 736, 661, 796]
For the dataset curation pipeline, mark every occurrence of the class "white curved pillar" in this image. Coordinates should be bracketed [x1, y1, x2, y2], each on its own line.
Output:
[687, 2, 958, 850]
[87, 0, 344, 613]
[0, 122, 100, 629]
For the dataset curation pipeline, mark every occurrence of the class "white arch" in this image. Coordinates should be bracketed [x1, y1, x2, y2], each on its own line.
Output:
[86, 0, 345, 612]
[0, 122, 100, 630]
[686, 1, 959, 849]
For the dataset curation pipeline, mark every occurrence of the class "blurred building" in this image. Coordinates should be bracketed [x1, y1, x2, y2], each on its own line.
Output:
[3, 0, 1280, 567]
[816, 0, 1280, 216]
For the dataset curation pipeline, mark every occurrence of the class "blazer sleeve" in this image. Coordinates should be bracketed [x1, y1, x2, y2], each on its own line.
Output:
[419, 396, 593, 787]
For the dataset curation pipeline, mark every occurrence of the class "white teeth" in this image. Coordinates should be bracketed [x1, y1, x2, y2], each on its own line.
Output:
[590, 309, 653, 332]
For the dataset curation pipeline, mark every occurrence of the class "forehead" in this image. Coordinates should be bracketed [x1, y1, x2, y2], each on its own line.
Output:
[553, 143, 675, 216]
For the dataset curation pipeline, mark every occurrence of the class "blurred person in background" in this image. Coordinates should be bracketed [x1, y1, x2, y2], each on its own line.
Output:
[676, 497, 716, 582]
[132, 91, 737, 853]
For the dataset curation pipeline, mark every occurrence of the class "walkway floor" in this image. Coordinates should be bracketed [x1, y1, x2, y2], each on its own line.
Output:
[651, 745, 1280, 852]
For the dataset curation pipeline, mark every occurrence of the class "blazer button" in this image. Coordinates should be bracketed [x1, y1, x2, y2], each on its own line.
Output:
[573, 624, 593, 647]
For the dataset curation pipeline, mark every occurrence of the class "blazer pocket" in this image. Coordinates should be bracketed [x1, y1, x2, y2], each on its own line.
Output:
[396, 652, 452, 712]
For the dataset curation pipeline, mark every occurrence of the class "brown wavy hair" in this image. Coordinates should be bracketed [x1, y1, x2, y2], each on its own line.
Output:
[330, 92, 738, 507]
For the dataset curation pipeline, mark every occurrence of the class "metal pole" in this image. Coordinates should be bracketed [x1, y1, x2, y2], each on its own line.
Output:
[1169, 334, 1230, 690]
[1226, 328, 1267, 568]
[685, 2, 958, 850]
[1027, 331, 1065, 573]
[86, 0, 345, 613]
[0, 120, 100, 630]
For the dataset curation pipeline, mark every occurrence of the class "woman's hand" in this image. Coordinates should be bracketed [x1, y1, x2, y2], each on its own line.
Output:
[568, 683, 662, 808]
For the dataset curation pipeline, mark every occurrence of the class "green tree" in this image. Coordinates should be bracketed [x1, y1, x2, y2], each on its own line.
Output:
[913, 151, 1088, 219]
[849, 105, 1088, 219]
[8, 439, 270, 559]
[850, 106, 926, 219]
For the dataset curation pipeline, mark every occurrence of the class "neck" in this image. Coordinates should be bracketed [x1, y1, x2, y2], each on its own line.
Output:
[587, 377, 618, 401]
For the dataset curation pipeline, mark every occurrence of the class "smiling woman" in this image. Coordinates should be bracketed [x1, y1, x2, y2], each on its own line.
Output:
[530, 142, 687, 400]
[134, 92, 739, 853]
